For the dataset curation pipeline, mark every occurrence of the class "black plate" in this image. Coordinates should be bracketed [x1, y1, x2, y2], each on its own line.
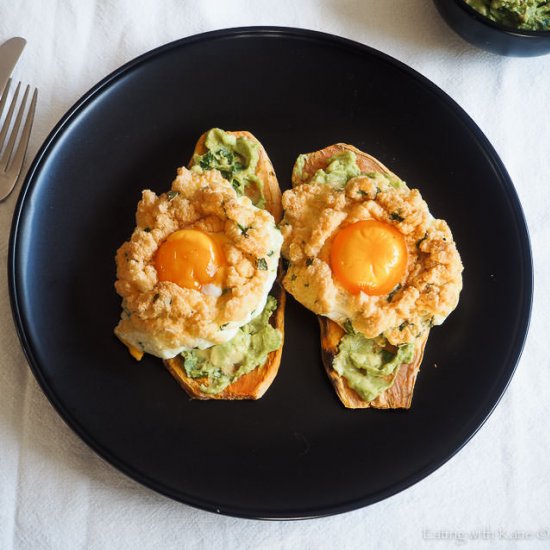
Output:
[9, 28, 532, 519]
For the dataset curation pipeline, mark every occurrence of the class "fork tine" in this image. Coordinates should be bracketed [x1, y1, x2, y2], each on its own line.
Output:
[0, 81, 20, 153]
[6, 88, 37, 180]
[0, 78, 12, 118]
[0, 84, 30, 169]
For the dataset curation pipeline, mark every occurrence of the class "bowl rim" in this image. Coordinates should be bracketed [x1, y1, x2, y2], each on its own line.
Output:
[452, 0, 550, 37]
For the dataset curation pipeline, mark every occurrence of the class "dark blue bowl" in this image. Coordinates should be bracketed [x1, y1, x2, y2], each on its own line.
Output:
[434, 0, 550, 57]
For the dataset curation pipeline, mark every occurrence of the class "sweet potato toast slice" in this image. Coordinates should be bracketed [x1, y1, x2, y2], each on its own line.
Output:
[163, 130, 285, 400]
[294, 143, 425, 409]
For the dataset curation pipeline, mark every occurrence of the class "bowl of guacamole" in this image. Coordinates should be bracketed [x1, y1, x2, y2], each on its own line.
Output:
[434, 0, 550, 56]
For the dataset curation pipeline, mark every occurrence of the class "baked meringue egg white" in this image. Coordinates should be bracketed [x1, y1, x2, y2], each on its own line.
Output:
[281, 151, 463, 346]
[114, 167, 282, 360]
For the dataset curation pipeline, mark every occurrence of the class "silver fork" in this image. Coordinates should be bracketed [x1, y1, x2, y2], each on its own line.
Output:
[0, 78, 37, 201]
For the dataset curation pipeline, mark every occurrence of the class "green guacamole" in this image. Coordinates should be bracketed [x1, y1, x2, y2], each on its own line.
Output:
[307, 151, 362, 188]
[297, 150, 405, 190]
[333, 331, 415, 402]
[181, 296, 282, 394]
[191, 128, 265, 207]
[464, 0, 550, 31]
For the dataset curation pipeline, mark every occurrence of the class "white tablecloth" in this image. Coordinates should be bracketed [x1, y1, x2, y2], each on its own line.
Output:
[1, 1, 548, 549]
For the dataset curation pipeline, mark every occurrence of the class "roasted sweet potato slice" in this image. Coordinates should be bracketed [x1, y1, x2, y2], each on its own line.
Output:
[163, 130, 285, 400]
[294, 143, 425, 409]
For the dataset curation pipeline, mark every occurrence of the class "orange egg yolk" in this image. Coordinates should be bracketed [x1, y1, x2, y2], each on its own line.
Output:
[154, 229, 226, 291]
[330, 220, 408, 295]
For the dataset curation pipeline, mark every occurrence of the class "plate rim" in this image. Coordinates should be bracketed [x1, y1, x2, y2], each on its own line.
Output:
[8, 26, 534, 519]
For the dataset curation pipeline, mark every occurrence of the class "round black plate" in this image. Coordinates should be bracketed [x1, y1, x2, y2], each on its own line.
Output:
[9, 28, 532, 519]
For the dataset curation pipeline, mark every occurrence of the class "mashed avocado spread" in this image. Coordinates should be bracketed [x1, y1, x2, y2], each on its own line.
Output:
[192, 128, 265, 207]
[334, 330, 415, 402]
[465, 0, 550, 30]
[181, 296, 282, 394]
[307, 151, 361, 187]
[298, 151, 405, 190]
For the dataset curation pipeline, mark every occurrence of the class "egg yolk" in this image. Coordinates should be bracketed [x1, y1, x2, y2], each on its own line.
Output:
[155, 229, 226, 291]
[330, 220, 408, 295]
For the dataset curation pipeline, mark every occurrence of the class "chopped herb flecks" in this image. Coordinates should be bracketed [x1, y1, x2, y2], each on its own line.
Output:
[237, 223, 250, 237]
[387, 283, 402, 303]
[343, 319, 355, 334]
[390, 211, 404, 222]
[199, 151, 214, 170]
[416, 233, 428, 250]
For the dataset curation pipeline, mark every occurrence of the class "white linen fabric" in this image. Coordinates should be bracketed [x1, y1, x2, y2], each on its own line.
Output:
[0, 1, 549, 549]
